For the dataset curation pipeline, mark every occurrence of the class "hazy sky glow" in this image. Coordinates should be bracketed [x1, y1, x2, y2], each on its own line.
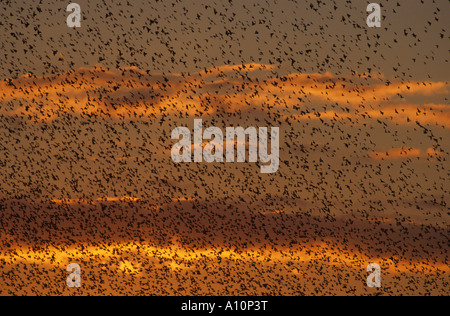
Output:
[0, 0, 448, 296]
[1, 0, 449, 79]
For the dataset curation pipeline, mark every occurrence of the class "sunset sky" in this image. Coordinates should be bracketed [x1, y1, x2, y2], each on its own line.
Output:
[0, 0, 448, 296]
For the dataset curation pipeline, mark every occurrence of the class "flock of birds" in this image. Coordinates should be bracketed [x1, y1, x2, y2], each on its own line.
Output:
[0, 0, 448, 296]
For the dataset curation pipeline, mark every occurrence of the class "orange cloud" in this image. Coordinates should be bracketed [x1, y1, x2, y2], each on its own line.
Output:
[368, 147, 442, 160]
[2, 240, 447, 277]
[1, 64, 448, 127]
[51, 196, 140, 204]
